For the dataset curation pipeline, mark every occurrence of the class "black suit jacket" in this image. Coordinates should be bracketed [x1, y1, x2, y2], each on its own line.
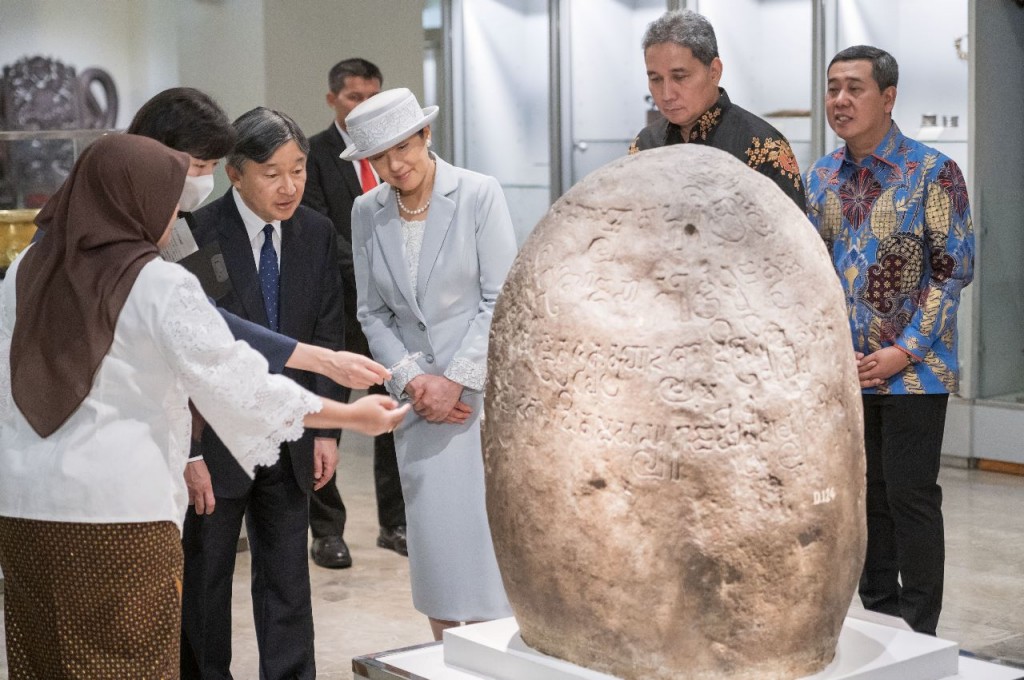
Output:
[191, 190, 346, 498]
[302, 124, 370, 356]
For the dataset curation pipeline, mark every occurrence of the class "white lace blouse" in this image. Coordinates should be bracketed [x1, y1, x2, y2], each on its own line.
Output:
[400, 217, 426, 300]
[0, 254, 322, 530]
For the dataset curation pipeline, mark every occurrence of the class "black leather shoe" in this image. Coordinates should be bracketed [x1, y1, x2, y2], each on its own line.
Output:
[310, 535, 352, 569]
[377, 525, 408, 556]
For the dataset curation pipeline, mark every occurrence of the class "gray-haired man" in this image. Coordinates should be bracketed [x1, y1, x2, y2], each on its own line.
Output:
[630, 9, 806, 210]
[181, 107, 346, 680]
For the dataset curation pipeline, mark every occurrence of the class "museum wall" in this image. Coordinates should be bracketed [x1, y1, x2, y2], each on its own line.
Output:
[459, 0, 549, 183]
[0, 0, 425, 187]
[692, 0, 969, 180]
[458, 0, 551, 243]
[172, 0, 268, 129]
[566, 0, 665, 183]
[260, 0, 426, 137]
[568, 0, 656, 144]
[836, 0, 969, 171]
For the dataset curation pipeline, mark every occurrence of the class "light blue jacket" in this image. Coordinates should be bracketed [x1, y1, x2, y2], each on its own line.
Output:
[351, 154, 518, 398]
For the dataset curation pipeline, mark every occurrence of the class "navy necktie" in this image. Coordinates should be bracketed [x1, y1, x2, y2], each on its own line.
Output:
[259, 224, 280, 331]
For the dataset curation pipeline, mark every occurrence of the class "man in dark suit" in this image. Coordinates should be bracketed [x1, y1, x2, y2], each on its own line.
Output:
[181, 107, 345, 680]
[303, 57, 408, 567]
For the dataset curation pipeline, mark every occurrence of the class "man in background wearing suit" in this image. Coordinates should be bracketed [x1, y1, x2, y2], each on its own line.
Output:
[303, 57, 408, 567]
[181, 108, 345, 680]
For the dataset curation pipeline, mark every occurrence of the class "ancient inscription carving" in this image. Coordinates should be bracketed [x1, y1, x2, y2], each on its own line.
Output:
[484, 145, 866, 680]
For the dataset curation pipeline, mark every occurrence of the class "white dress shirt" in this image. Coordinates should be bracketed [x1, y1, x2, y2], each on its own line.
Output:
[0, 252, 322, 530]
[232, 187, 281, 269]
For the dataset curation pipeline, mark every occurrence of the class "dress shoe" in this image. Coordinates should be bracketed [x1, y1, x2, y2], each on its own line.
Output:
[377, 525, 408, 556]
[310, 535, 352, 569]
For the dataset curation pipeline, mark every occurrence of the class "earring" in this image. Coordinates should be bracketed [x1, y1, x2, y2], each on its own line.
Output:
[426, 137, 432, 148]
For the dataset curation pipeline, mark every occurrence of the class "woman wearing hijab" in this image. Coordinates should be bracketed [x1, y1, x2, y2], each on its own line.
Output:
[346, 88, 519, 639]
[0, 133, 409, 679]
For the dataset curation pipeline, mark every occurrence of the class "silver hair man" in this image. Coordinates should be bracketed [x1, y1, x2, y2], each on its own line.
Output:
[641, 9, 719, 65]
[630, 9, 807, 209]
[227, 107, 310, 172]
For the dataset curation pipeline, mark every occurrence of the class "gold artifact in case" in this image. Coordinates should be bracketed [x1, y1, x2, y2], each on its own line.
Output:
[0, 129, 110, 275]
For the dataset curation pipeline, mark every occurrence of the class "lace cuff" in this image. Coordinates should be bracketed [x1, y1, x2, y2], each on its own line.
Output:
[445, 358, 485, 391]
[157, 268, 324, 478]
[388, 362, 426, 399]
[229, 390, 323, 478]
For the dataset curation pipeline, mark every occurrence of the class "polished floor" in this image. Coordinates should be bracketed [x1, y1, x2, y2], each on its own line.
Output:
[2, 431, 1024, 679]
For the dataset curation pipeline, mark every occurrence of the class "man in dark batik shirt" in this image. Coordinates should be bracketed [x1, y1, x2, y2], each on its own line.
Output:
[629, 9, 806, 211]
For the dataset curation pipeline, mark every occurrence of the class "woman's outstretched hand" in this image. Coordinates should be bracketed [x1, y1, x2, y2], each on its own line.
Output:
[349, 394, 411, 435]
[320, 350, 391, 389]
[288, 344, 391, 388]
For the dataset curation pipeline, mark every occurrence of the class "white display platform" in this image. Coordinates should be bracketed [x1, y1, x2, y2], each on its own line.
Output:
[443, 617, 959, 680]
[353, 619, 1024, 680]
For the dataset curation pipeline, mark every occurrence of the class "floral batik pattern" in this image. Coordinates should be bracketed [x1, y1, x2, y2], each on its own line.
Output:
[629, 89, 806, 210]
[746, 137, 802, 191]
[687, 106, 722, 142]
[805, 122, 974, 395]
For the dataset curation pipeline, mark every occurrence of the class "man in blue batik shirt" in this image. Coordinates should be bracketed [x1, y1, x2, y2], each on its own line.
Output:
[805, 45, 974, 636]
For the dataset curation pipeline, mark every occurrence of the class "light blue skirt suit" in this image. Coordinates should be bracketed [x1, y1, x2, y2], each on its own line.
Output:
[352, 155, 518, 620]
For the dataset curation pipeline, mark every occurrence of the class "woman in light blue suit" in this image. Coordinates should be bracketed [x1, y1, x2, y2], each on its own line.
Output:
[346, 89, 519, 640]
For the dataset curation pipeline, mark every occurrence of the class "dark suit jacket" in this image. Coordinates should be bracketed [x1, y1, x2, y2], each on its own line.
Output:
[191, 190, 346, 498]
[302, 124, 370, 356]
[217, 307, 295, 374]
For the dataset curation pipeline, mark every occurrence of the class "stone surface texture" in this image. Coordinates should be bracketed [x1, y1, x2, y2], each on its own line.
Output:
[484, 145, 867, 680]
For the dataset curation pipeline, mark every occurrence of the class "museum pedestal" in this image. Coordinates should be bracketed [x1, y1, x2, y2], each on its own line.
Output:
[352, 613, 1024, 680]
[443, 617, 958, 680]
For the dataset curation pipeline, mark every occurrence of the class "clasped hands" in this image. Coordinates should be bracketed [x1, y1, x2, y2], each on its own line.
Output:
[855, 346, 912, 388]
[404, 374, 472, 424]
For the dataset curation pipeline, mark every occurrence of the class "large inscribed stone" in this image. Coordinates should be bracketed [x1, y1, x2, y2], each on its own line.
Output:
[484, 145, 866, 680]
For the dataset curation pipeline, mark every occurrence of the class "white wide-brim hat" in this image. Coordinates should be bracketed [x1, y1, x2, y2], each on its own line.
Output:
[340, 88, 439, 161]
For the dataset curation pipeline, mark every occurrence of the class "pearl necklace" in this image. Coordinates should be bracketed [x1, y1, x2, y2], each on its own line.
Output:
[395, 189, 430, 216]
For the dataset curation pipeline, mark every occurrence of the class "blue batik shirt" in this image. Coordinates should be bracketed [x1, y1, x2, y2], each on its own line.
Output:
[805, 122, 974, 395]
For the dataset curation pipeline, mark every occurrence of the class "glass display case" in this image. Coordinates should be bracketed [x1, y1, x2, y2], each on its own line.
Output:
[443, 0, 969, 234]
[437, 0, 1024, 463]
[0, 128, 110, 275]
[450, 0, 553, 245]
[693, 0, 815, 170]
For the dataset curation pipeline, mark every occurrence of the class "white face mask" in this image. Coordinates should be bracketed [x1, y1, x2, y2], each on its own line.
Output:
[179, 173, 216, 212]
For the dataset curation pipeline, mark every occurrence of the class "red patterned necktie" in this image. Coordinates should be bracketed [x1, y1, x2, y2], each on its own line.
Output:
[359, 158, 377, 194]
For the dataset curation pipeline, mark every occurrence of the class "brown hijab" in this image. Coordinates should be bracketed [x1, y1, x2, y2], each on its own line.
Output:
[10, 133, 189, 437]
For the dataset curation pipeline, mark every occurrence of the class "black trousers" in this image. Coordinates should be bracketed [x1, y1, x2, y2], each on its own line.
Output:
[308, 382, 406, 537]
[181, 450, 315, 680]
[859, 393, 948, 635]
